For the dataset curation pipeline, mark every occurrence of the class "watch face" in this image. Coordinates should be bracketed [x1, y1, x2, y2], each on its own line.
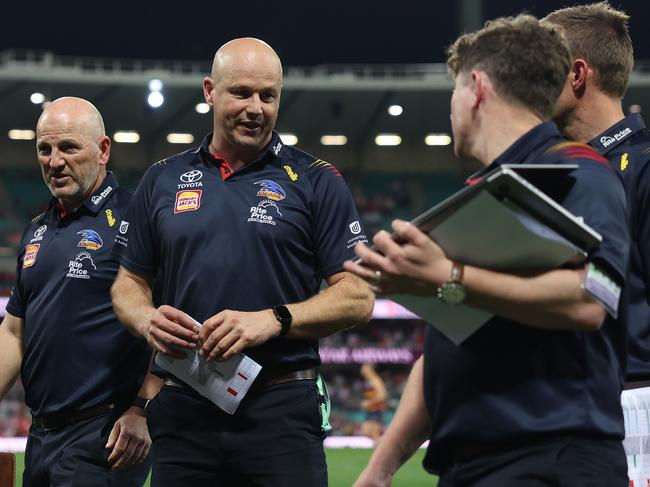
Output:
[440, 282, 466, 305]
[274, 305, 292, 322]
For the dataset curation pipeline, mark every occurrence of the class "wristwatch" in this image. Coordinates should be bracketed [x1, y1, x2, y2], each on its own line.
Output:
[272, 305, 293, 338]
[132, 396, 149, 411]
[437, 262, 466, 305]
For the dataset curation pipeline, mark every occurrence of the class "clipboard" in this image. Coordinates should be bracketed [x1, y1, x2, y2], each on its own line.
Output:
[359, 164, 604, 343]
[411, 164, 601, 252]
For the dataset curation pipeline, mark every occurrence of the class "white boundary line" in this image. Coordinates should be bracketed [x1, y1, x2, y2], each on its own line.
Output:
[0, 436, 427, 452]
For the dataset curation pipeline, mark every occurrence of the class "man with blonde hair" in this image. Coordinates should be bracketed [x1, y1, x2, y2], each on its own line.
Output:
[545, 3, 650, 482]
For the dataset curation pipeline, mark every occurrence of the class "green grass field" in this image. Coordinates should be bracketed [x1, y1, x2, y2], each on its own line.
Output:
[13, 448, 437, 486]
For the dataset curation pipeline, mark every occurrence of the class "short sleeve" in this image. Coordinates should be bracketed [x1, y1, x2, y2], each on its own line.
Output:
[562, 161, 630, 285]
[116, 165, 163, 277]
[633, 160, 650, 292]
[308, 162, 368, 278]
[5, 228, 31, 319]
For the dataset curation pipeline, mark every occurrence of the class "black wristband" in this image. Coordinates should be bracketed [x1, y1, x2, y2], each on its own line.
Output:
[132, 396, 149, 410]
[272, 305, 293, 338]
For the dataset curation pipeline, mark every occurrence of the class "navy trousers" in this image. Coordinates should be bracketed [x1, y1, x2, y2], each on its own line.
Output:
[147, 379, 328, 487]
[23, 411, 151, 487]
[438, 436, 628, 487]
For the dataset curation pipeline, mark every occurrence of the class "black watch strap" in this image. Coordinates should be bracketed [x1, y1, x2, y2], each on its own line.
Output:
[132, 396, 149, 410]
[273, 305, 293, 338]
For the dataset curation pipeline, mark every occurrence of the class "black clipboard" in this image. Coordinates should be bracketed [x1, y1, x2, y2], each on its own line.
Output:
[410, 164, 601, 252]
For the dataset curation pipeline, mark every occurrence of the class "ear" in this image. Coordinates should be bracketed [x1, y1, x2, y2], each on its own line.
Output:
[470, 70, 485, 109]
[98, 136, 111, 167]
[570, 59, 589, 94]
[202, 77, 215, 105]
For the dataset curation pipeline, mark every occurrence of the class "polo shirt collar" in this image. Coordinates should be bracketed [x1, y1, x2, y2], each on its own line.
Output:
[589, 113, 646, 154]
[83, 172, 118, 214]
[197, 131, 285, 167]
[466, 122, 560, 183]
[49, 172, 118, 220]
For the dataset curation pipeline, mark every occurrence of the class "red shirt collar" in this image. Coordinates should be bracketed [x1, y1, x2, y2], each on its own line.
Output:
[208, 150, 235, 181]
[55, 200, 69, 219]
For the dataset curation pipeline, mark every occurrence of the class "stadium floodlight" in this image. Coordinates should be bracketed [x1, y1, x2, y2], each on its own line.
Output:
[375, 134, 401, 146]
[424, 134, 452, 146]
[148, 79, 163, 92]
[387, 105, 403, 116]
[8, 129, 36, 140]
[113, 131, 140, 143]
[30, 93, 45, 104]
[147, 91, 164, 108]
[629, 104, 642, 113]
[195, 103, 210, 114]
[167, 133, 195, 144]
[320, 135, 348, 146]
[279, 133, 298, 146]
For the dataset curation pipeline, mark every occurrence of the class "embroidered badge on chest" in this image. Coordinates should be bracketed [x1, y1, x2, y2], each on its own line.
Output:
[23, 244, 40, 269]
[106, 209, 116, 227]
[248, 180, 285, 226]
[175, 190, 202, 213]
[77, 229, 103, 250]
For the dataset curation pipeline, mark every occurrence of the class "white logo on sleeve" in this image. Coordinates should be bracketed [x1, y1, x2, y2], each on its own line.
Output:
[349, 221, 362, 234]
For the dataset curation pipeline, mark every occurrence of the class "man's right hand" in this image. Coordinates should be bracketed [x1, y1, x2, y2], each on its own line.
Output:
[143, 305, 200, 358]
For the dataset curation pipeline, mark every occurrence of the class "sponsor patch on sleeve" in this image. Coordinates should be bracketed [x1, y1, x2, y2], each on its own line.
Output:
[582, 262, 621, 318]
[174, 190, 202, 214]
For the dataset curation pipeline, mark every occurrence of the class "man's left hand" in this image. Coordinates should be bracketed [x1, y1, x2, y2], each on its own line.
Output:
[199, 309, 280, 361]
[105, 407, 151, 470]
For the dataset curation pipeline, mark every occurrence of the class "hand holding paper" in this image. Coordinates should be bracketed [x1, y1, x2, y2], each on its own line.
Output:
[156, 315, 262, 414]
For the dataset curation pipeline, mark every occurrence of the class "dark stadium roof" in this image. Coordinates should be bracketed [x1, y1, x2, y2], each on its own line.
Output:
[2, 1, 649, 65]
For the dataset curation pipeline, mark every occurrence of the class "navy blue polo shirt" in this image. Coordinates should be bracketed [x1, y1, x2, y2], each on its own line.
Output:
[5, 173, 151, 417]
[117, 132, 367, 370]
[589, 113, 650, 381]
[422, 122, 630, 474]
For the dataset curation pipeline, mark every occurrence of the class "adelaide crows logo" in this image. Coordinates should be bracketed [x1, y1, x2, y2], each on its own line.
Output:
[76, 229, 103, 250]
[254, 180, 286, 201]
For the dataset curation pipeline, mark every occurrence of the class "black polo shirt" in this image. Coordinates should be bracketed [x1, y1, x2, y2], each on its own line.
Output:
[5, 173, 150, 417]
[117, 132, 367, 370]
[589, 113, 650, 381]
[422, 122, 630, 474]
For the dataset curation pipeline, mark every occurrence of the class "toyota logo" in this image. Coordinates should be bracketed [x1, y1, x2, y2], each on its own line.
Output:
[34, 225, 47, 238]
[180, 170, 203, 183]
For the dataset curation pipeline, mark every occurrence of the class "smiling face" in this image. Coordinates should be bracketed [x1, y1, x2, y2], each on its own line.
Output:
[36, 98, 109, 212]
[204, 39, 282, 162]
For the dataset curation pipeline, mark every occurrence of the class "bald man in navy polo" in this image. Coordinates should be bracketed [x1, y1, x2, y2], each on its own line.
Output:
[111, 38, 374, 486]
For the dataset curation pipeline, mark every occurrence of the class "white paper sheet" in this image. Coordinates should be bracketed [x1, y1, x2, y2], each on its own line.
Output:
[622, 387, 650, 486]
[155, 318, 262, 414]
